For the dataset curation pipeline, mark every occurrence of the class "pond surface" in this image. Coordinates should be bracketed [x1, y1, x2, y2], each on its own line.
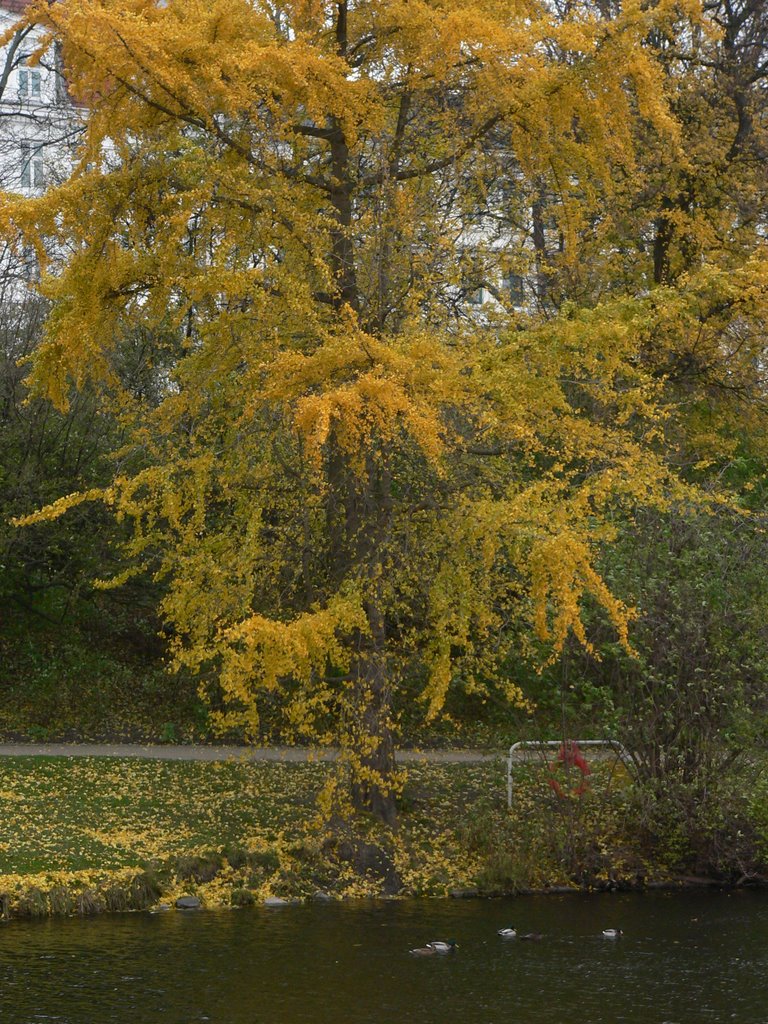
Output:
[1, 891, 767, 1023]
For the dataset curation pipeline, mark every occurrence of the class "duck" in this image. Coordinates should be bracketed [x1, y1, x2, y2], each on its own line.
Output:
[427, 940, 458, 954]
[518, 932, 543, 941]
[497, 927, 517, 938]
[409, 940, 458, 956]
[601, 928, 623, 938]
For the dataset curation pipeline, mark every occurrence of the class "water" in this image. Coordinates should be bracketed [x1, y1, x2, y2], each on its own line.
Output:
[1, 892, 767, 1023]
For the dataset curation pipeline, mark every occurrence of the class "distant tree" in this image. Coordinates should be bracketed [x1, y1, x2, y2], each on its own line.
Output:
[576, 510, 768, 779]
[0, 284, 131, 623]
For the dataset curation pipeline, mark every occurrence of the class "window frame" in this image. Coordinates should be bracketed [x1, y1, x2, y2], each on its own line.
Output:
[17, 57, 42, 100]
[20, 142, 45, 189]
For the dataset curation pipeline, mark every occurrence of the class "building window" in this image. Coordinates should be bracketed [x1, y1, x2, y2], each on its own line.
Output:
[20, 143, 45, 188]
[462, 279, 484, 306]
[502, 273, 524, 305]
[18, 61, 42, 99]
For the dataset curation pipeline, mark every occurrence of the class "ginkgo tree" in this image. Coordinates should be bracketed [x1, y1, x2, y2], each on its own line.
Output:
[5, 0, 714, 824]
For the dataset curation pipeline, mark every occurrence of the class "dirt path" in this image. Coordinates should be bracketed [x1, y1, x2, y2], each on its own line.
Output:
[0, 742, 499, 764]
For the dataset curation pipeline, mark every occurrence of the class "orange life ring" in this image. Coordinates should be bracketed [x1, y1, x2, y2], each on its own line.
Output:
[548, 741, 591, 798]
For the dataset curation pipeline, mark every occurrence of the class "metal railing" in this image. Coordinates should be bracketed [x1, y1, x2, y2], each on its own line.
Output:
[506, 739, 633, 808]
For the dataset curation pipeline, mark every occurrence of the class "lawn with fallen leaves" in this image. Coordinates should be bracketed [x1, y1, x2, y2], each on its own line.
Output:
[0, 754, 638, 914]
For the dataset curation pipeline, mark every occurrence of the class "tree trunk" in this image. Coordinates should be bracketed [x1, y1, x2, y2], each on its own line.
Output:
[531, 193, 549, 302]
[350, 644, 398, 827]
[325, 440, 398, 826]
[328, 1, 359, 312]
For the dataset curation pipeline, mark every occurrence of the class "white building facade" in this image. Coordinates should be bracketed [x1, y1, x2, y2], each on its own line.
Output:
[0, 0, 80, 197]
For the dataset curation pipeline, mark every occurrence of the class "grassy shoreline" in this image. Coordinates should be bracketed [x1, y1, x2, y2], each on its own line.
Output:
[1, 754, 765, 921]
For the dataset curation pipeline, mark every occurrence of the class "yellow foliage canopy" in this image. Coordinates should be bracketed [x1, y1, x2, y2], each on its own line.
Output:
[7, 0, 760, 815]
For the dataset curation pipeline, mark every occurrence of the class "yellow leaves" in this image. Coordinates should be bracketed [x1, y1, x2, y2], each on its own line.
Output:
[295, 370, 444, 470]
[0, 754, 336, 901]
[214, 590, 368, 738]
[529, 530, 634, 658]
[423, 642, 452, 723]
[258, 321, 456, 474]
[11, 487, 112, 528]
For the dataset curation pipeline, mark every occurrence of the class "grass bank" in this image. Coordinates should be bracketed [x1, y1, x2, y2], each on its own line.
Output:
[1, 754, 765, 920]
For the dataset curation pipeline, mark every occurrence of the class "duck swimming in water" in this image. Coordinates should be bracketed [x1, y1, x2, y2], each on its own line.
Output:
[602, 928, 623, 938]
[497, 927, 517, 938]
[409, 940, 458, 956]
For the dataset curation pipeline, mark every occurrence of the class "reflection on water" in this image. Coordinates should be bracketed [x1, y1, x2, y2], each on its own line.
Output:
[1, 892, 767, 1024]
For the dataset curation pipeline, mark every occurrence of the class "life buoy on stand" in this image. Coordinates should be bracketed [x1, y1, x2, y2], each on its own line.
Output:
[548, 740, 591, 798]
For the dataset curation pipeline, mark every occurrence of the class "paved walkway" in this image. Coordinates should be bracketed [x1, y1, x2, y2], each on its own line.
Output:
[0, 742, 499, 764]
